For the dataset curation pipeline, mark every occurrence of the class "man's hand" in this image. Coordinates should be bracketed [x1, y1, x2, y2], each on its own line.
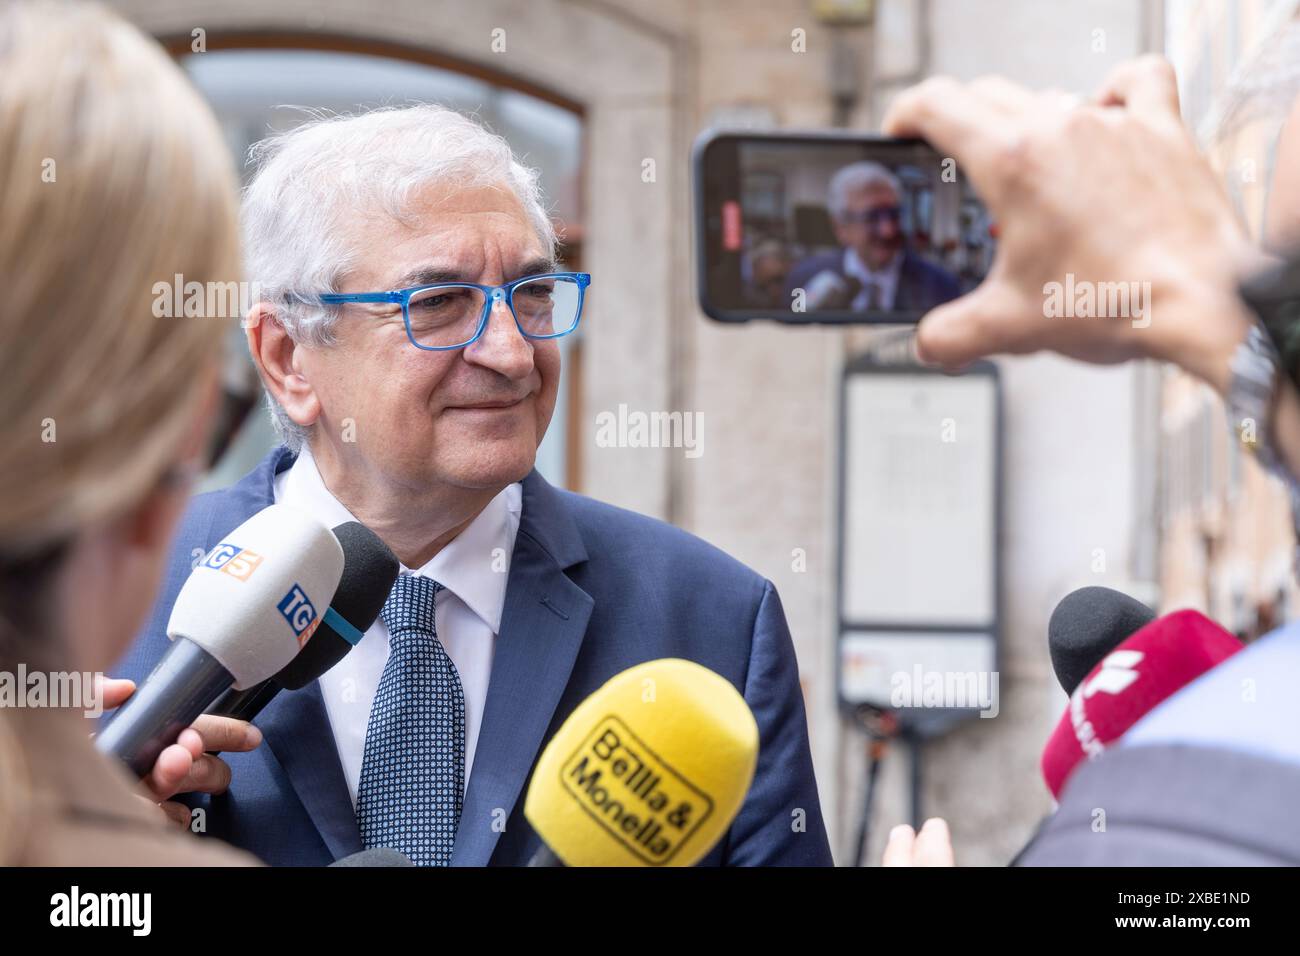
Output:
[881, 817, 956, 867]
[882, 56, 1263, 395]
[98, 677, 263, 829]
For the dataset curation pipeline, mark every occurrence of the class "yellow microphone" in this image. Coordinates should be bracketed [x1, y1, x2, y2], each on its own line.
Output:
[523, 658, 759, 866]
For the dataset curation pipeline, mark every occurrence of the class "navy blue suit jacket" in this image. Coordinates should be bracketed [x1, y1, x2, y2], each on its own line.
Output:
[785, 249, 961, 311]
[117, 447, 832, 866]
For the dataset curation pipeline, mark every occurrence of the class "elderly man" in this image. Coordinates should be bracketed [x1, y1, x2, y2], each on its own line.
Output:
[118, 105, 831, 867]
[787, 160, 960, 312]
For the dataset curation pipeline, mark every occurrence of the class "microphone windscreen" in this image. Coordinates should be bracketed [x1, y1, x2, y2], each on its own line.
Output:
[1041, 608, 1242, 798]
[275, 521, 398, 690]
[167, 505, 343, 689]
[1048, 586, 1155, 694]
[523, 658, 758, 867]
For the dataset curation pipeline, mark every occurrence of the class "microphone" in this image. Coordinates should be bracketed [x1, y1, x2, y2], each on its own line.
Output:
[96, 505, 344, 776]
[523, 658, 759, 867]
[1048, 586, 1156, 694]
[1040, 608, 1242, 798]
[803, 269, 860, 310]
[206, 521, 398, 722]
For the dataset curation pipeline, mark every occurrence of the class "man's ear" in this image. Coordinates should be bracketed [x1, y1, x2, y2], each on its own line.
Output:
[246, 303, 321, 429]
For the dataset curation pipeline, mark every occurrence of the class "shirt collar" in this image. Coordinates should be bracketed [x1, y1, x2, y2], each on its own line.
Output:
[274, 445, 522, 634]
[843, 246, 903, 284]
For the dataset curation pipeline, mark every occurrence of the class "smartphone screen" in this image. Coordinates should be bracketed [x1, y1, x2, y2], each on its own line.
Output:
[694, 130, 995, 325]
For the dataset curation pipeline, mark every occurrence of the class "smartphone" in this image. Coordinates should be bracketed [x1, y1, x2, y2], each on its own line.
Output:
[694, 129, 995, 325]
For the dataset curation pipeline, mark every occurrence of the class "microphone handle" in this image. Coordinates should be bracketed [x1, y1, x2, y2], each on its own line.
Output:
[207, 679, 282, 722]
[330, 848, 414, 867]
[526, 843, 565, 867]
[95, 638, 233, 777]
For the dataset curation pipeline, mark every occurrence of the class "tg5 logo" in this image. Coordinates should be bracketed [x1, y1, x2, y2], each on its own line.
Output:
[203, 542, 263, 581]
[278, 584, 321, 646]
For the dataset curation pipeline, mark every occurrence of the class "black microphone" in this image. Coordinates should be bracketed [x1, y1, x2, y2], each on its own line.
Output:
[1047, 585, 1156, 694]
[207, 521, 398, 722]
[97, 506, 344, 776]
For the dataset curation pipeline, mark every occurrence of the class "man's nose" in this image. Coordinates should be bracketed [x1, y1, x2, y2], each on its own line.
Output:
[462, 293, 534, 378]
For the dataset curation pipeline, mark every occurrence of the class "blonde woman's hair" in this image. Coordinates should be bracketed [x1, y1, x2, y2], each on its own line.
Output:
[0, 0, 240, 562]
[0, 1, 240, 862]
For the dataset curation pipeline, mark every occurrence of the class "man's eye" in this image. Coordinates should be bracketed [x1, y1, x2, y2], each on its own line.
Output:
[413, 290, 469, 310]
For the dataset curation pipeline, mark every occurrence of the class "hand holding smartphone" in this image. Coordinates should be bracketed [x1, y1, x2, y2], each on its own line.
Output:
[694, 130, 995, 326]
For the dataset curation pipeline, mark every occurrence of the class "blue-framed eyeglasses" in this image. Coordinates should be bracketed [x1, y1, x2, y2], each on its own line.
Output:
[838, 206, 902, 228]
[316, 271, 591, 351]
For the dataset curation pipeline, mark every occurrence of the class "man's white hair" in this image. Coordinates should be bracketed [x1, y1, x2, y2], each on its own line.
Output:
[241, 104, 557, 450]
[827, 160, 902, 220]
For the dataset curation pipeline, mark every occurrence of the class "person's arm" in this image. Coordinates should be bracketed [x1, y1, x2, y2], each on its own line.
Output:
[882, 58, 1300, 489]
[1270, 379, 1300, 483]
[881, 58, 1261, 394]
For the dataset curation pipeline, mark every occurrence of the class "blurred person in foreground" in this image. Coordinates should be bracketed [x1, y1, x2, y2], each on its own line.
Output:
[880, 57, 1300, 865]
[0, 1, 258, 866]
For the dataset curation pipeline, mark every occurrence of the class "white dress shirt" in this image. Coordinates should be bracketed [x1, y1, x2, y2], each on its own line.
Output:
[843, 246, 904, 311]
[272, 445, 522, 806]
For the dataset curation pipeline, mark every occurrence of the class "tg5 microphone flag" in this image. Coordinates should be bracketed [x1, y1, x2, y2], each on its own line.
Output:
[96, 504, 343, 775]
[167, 504, 344, 689]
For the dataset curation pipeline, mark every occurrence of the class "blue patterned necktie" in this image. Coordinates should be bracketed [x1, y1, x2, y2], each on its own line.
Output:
[356, 573, 466, 866]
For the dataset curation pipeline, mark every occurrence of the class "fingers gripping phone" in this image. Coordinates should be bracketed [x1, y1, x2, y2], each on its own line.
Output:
[694, 130, 995, 326]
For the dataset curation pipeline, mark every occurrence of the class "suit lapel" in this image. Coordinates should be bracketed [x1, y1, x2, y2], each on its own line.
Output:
[228, 452, 591, 865]
[896, 254, 922, 310]
[258, 681, 362, 859]
[452, 471, 592, 866]
[225, 447, 360, 859]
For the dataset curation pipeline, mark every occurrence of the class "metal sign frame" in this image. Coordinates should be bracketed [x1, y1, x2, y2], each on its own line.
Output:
[835, 352, 1004, 738]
